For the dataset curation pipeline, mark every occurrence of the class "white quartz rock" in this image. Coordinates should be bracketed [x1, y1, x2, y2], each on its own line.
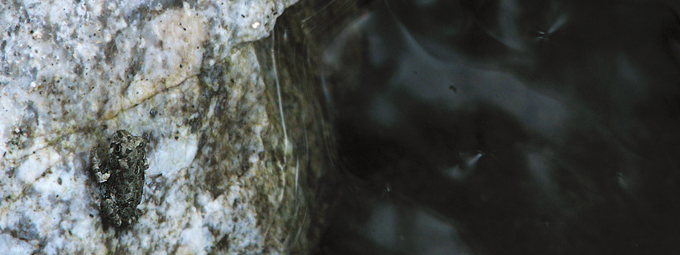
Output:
[0, 0, 303, 254]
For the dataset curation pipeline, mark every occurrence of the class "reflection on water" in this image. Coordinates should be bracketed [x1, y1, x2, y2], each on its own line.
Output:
[317, 0, 680, 254]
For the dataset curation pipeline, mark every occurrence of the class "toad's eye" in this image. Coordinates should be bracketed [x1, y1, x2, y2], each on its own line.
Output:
[113, 144, 121, 154]
[126, 148, 132, 155]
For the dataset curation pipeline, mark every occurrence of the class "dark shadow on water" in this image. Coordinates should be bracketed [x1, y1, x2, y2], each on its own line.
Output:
[267, 0, 680, 254]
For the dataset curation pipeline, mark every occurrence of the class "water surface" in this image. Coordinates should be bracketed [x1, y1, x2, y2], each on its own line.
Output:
[317, 1, 680, 254]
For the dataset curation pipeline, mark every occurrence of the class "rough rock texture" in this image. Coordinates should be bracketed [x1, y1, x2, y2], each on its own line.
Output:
[0, 0, 321, 254]
[255, 1, 369, 251]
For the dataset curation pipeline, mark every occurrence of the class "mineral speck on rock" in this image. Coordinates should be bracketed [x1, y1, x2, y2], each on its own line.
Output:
[91, 130, 149, 228]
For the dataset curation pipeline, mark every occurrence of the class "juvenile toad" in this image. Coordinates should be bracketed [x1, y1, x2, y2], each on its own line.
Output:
[91, 130, 149, 228]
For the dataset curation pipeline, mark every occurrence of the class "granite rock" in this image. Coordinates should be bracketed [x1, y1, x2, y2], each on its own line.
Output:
[0, 0, 317, 254]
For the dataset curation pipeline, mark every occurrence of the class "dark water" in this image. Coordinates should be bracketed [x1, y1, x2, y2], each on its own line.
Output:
[315, 0, 680, 254]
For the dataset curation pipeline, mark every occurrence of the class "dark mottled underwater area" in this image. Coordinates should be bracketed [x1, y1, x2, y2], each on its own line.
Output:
[306, 0, 680, 254]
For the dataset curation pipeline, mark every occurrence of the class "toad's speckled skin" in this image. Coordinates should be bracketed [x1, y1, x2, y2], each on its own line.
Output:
[91, 130, 149, 228]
